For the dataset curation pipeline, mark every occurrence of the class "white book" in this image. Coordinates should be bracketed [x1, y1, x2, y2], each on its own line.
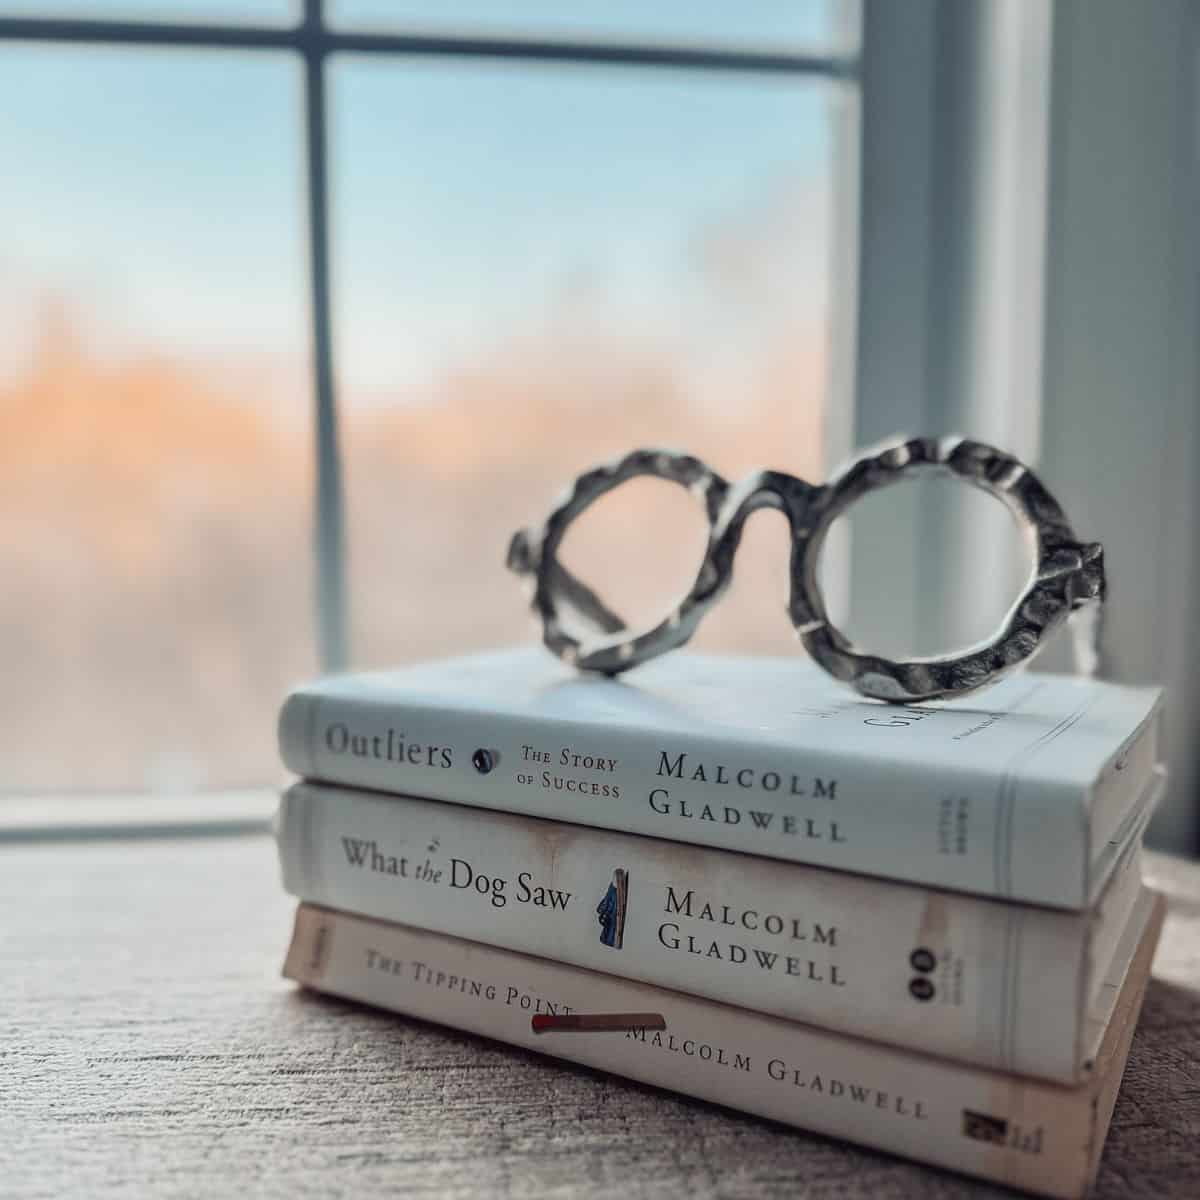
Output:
[278, 648, 1162, 908]
[276, 771, 1159, 1082]
[282, 887, 1164, 1200]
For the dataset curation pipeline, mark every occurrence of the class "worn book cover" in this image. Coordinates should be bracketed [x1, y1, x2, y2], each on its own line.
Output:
[277, 773, 1158, 1081]
[283, 888, 1164, 1199]
[279, 648, 1161, 906]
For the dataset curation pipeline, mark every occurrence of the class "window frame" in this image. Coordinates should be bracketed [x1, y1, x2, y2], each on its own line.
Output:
[852, 0, 1199, 854]
[10, 2, 1192, 852]
[0, 0, 862, 678]
[0, 0, 862, 834]
[849, 0, 1055, 655]
[1036, 0, 1200, 853]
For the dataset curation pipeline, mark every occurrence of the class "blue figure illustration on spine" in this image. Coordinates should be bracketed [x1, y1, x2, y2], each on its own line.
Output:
[597, 869, 629, 949]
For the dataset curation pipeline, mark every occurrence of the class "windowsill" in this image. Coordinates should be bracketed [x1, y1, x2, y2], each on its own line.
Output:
[1, 836, 1196, 1195]
[0, 789, 277, 841]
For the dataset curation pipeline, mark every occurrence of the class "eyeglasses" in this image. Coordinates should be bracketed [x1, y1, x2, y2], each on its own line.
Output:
[507, 436, 1105, 703]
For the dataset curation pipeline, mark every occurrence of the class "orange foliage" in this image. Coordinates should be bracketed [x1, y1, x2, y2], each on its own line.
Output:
[1, 300, 825, 791]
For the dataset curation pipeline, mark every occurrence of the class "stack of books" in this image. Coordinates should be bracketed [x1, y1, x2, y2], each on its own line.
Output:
[275, 648, 1164, 1198]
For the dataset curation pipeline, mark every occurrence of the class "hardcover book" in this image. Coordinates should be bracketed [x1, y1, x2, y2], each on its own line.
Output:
[278, 648, 1161, 907]
[282, 888, 1164, 1200]
[276, 771, 1158, 1082]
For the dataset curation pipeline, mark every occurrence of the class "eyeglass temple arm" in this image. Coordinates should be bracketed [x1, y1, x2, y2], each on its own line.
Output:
[507, 529, 627, 637]
[1068, 603, 1104, 679]
[1062, 540, 1106, 679]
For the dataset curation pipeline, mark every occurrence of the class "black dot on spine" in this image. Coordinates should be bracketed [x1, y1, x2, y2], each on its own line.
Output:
[909, 977, 935, 1002]
[910, 947, 936, 973]
[472, 749, 496, 774]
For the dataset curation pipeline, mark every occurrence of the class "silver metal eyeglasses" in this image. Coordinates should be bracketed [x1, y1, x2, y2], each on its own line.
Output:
[507, 435, 1105, 703]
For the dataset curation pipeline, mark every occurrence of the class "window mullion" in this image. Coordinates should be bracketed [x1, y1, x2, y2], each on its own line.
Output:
[848, 0, 941, 652]
[303, 0, 348, 672]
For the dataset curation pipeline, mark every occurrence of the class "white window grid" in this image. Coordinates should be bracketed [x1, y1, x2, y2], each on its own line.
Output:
[0, 0, 861, 673]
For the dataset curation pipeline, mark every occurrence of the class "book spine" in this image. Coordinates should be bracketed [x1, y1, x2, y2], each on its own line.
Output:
[283, 903, 1155, 1200]
[1088, 710, 1162, 867]
[278, 781, 1095, 1081]
[279, 689, 1109, 908]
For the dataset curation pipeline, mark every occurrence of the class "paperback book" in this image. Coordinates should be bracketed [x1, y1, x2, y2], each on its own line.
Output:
[282, 888, 1164, 1200]
[278, 648, 1161, 907]
[276, 771, 1159, 1081]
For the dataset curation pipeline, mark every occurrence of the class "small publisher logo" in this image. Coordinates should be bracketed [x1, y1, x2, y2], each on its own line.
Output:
[962, 1110, 1008, 1145]
[596, 868, 629, 950]
[909, 977, 935, 1001]
[962, 1111, 1044, 1154]
[909, 947, 936, 973]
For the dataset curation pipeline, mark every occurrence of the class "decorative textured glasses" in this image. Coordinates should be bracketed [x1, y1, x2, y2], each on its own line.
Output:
[507, 436, 1105, 703]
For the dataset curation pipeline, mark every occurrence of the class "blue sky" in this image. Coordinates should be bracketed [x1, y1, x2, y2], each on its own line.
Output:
[0, 3, 851, 398]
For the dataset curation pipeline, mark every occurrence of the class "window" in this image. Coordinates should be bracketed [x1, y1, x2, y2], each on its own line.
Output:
[0, 39, 312, 793]
[0, 2, 861, 794]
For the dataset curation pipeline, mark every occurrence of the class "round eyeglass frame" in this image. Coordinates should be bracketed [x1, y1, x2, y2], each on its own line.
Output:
[506, 435, 1105, 703]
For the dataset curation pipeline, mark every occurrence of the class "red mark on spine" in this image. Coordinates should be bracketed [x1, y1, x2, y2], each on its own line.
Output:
[532, 1012, 666, 1034]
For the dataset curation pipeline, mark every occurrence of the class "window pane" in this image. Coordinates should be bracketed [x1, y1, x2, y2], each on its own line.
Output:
[0, 45, 313, 793]
[329, 0, 860, 55]
[332, 59, 852, 668]
[0, 1, 298, 23]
